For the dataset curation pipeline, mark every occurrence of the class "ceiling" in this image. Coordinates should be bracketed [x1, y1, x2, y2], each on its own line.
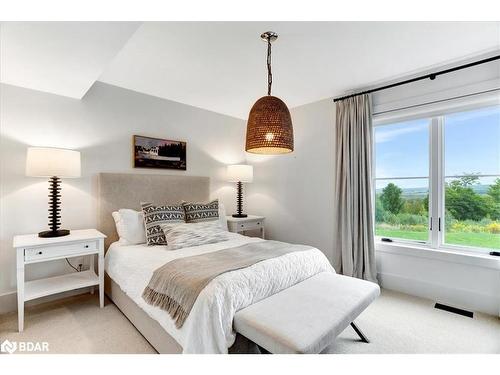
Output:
[2, 22, 499, 118]
[0, 22, 141, 98]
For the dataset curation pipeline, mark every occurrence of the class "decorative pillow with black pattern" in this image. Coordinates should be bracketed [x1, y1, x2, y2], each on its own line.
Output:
[182, 199, 219, 223]
[141, 202, 185, 246]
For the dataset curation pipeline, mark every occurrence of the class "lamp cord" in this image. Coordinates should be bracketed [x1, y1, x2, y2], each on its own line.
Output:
[267, 39, 272, 95]
[65, 258, 80, 272]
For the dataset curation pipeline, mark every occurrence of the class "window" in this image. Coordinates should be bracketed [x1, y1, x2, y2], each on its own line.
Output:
[374, 105, 500, 252]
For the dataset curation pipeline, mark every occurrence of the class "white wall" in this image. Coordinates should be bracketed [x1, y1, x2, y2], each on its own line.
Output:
[246, 98, 336, 261]
[0, 82, 246, 304]
[246, 58, 500, 316]
[376, 244, 500, 316]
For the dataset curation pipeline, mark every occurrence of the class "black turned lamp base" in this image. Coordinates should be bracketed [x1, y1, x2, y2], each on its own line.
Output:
[38, 229, 70, 238]
[233, 181, 249, 218]
[39, 176, 69, 238]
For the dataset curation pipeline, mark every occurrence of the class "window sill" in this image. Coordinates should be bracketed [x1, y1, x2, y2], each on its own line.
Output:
[375, 240, 500, 270]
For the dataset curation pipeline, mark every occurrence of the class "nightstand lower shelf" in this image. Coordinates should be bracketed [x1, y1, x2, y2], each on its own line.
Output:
[24, 270, 99, 301]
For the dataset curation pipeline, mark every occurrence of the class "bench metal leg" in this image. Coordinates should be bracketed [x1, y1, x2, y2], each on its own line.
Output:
[350, 322, 370, 343]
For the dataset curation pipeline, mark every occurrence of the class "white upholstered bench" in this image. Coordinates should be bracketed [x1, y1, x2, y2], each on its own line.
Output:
[234, 272, 380, 354]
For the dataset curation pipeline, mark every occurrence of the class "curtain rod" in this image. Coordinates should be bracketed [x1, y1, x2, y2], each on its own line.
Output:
[333, 54, 500, 103]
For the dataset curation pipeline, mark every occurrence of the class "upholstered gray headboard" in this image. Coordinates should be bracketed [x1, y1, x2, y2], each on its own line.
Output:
[97, 173, 210, 249]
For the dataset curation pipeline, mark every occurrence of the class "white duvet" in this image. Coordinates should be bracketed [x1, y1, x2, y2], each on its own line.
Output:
[105, 232, 334, 353]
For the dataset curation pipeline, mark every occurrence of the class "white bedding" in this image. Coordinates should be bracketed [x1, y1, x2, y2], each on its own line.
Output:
[105, 232, 334, 353]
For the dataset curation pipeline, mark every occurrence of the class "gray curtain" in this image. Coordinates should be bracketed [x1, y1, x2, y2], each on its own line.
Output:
[333, 94, 378, 282]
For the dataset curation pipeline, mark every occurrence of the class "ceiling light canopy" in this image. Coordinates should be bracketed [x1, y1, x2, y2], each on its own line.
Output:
[245, 32, 294, 155]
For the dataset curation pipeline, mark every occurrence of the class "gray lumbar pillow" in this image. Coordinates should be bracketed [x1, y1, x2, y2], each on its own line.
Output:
[160, 221, 230, 250]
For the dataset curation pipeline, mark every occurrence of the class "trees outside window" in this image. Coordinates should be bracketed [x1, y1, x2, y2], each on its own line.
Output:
[380, 183, 404, 214]
[445, 176, 489, 221]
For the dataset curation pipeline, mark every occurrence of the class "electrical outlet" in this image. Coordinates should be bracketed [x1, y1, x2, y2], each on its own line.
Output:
[74, 256, 85, 271]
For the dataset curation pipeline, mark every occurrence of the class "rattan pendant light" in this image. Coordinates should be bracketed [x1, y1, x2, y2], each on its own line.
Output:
[245, 31, 294, 154]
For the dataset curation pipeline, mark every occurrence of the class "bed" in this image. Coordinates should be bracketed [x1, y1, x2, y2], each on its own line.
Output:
[98, 172, 379, 354]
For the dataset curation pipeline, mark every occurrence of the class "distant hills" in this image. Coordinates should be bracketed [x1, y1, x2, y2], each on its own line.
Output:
[376, 184, 492, 199]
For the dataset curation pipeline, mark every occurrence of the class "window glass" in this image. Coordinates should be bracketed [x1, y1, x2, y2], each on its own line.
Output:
[375, 119, 429, 178]
[443, 106, 500, 250]
[375, 178, 429, 242]
[374, 119, 430, 242]
[444, 106, 500, 176]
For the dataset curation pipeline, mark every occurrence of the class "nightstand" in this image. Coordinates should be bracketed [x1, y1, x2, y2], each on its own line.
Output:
[226, 215, 265, 239]
[13, 229, 106, 332]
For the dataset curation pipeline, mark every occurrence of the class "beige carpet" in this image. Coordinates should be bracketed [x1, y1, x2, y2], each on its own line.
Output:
[325, 290, 500, 354]
[0, 294, 155, 354]
[1, 289, 499, 354]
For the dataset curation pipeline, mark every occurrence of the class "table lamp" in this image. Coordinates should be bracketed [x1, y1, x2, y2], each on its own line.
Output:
[26, 147, 81, 238]
[227, 164, 253, 218]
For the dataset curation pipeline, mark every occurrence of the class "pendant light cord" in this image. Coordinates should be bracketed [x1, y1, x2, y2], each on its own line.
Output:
[267, 39, 272, 95]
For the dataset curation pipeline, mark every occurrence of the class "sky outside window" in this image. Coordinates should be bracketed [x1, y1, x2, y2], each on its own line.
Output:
[375, 118, 429, 189]
[444, 106, 500, 177]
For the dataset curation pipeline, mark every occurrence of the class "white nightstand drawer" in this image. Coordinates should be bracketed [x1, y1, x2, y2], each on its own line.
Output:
[226, 215, 265, 239]
[24, 241, 97, 262]
[237, 220, 263, 231]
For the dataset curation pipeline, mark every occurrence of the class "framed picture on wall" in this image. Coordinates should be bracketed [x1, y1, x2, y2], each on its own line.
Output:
[133, 135, 187, 170]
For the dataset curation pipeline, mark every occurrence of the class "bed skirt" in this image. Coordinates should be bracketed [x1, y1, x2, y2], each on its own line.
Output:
[104, 273, 259, 354]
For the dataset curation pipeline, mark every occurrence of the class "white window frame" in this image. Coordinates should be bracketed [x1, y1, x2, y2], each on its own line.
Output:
[373, 95, 499, 255]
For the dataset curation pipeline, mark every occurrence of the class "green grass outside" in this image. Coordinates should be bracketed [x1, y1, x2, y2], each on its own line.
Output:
[375, 228, 428, 242]
[375, 227, 500, 249]
[444, 232, 500, 249]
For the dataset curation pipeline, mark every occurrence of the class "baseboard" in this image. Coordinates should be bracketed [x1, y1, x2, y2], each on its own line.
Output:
[0, 287, 92, 315]
[0, 292, 17, 315]
[378, 272, 500, 317]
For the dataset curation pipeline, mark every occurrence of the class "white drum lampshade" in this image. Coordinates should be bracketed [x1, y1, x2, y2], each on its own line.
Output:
[26, 147, 81, 238]
[227, 164, 253, 183]
[26, 147, 81, 178]
[227, 164, 253, 218]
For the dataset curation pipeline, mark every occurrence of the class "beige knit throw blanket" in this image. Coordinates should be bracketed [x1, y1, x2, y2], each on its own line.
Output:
[142, 240, 312, 328]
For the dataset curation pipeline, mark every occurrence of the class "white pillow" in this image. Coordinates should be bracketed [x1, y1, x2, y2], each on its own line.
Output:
[160, 221, 231, 250]
[112, 209, 147, 245]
